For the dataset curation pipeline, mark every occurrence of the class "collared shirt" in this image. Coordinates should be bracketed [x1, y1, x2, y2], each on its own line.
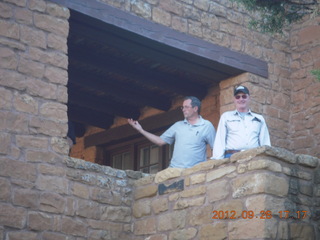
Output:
[160, 116, 216, 168]
[212, 110, 271, 159]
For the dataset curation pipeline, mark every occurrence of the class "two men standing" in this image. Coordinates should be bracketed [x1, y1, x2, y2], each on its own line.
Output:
[128, 85, 271, 168]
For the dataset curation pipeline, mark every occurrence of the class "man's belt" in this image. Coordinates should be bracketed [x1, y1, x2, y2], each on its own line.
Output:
[225, 150, 241, 154]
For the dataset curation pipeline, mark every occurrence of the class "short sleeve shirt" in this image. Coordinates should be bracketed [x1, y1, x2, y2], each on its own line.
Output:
[160, 116, 215, 168]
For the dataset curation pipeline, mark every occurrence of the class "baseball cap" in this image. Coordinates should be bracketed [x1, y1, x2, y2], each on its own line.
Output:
[234, 85, 250, 96]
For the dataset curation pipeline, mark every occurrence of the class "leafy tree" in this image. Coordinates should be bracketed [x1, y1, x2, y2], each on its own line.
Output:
[231, 0, 319, 34]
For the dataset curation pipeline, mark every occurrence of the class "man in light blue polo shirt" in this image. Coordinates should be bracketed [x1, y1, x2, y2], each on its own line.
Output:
[128, 96, 216, 168]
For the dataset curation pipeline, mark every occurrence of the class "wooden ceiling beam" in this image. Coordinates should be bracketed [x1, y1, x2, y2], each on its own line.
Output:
[68, 67, 172, 111]
[68, 104, 114, 129]
[68, 88, 141, 119]
[68, 45, 208, 99]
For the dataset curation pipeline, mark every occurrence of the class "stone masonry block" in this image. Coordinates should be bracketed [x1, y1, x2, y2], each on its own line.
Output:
[207, 180, 230, 203]
[151, 198, 168, 214]
[0, 158, 37, 182]
[158, 179, 184, 195]
[60, 216, 87, 237]
[39, 192, 66, 214]
[28, 212, 52, 231]
[0, 203, 26, 229]
[157, 210, 187, 232]
[199, 223, 228, 240]
[168, 227, 197, 240]
[133, 199, 151, 218]
[135, 185, 157, 200]
[155, 168, 182, 183]
[0, 178, 10, 202]
[207, 165, 236, 182]
[232, 173, 289, 198]
[134, 218, 156, 235]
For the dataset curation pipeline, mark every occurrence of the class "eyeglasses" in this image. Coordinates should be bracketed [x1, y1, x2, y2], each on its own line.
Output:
[180, 106, 193, 110]
[235, 94, 248, 100]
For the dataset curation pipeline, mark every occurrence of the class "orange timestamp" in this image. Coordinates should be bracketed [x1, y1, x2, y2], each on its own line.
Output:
[212, 210, 308, 220]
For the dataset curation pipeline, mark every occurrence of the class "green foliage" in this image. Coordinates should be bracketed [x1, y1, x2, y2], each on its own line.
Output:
[231, 0, 319, 34]
[311, 69, 320, 81]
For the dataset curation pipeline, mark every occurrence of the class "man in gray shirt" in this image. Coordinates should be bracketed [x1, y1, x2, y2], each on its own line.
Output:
[212, 86, 271, 159]
[128, 96, 216, 168]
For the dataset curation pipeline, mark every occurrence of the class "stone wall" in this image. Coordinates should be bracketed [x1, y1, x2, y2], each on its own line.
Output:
[0, 156, 144, 239]
[132, 146, 320, 240]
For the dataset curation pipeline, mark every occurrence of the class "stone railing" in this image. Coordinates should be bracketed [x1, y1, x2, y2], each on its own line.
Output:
[133, 146, 320, 240]
[1, 146, 319, 239]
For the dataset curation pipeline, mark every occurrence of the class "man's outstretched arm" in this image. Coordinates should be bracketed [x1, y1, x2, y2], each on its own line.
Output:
[128, 119, 167, 146]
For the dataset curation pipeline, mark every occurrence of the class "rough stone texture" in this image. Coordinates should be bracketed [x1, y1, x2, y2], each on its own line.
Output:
[0, 0, 319, 239]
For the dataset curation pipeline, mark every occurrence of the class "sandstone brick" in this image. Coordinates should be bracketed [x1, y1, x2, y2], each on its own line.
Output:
[152, 7, 171, 26]
[0, 69, 27, 91]
[0, 2, 13, 18]
[190, 173, 205, 185]
[172, 16, 188, 33]
[0, 158, 37, 181]
[297, 154, 319, 168]
[60, 216, 87, 236]
[29, 117, 67, 137]
[132, 199, 151, 218]
[0, 132, 11, 154]
[228, 218, 278, 239]
[215, 199, 243, 218]
[0, 111, 29, 133]
[102, 206, 131, 223]
[18, 58, 45, 78]
[15, 7, 33, 25]
[28, 0, 46, 12]
[20, 25, 46, 48]
[0, 178, 10, 202]
[0, 203, 26, 229]
[134, 218, 156, 235]
[152, 198, 168, 214]
[38, 164, 66, 176]
[25, 150, 59, 163]
[91, 188, 121, 206]
[0, 47, 18, 69]
[44, 65, 68, 84]
[155, 168, 182, 183]
[290, 223, 315, 239]
[134, 184, 157, 200]
[247, 158, 282, 172]
[27, 47, 68, 69]
[157, 210, 187, 231]
[180, 185, 206, 198]
[36, 175, 68, 194]
[6, 232, 38, 240]
[42, 232, 69, 240]
[131, 0, 151, 19]
[13, 92, 38, 114]
[16, 135, 48, 149]
[0, 85, 13, 110]
[0, 19, 19, 39]
[232, 173, 289, 198]
[188, 205, 212, 226]
[28, 212, 52, 231]
[39, 102, 67, 121]
[145, 234, 167, 240]
[207, 165, 236, 182]
[76, 199, 101, 219]
[39, 192, 66, 213]
[245, 195, 286, 217]
[13, 188, 39, 209]
[71, 182, 90, 199]
[34, 12, 69, 37]
[168, 227, 197, 240]
[46, 3, 70, 19]
[199, 223, 227, 240]
[207, 179, 229, 202]
[173, 196, 205, 210]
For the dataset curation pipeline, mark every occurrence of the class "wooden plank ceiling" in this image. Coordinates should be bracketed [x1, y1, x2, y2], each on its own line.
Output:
[50, 0, 268, 135]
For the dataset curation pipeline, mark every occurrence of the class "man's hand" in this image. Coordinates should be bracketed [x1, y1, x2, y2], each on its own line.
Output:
[128, 118, 143, 132]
